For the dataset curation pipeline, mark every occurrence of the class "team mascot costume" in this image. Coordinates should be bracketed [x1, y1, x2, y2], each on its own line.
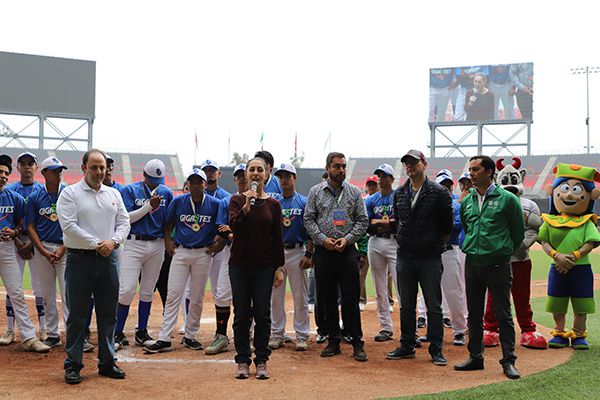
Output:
[483, 157, 548, 349]
[539, 163, 600, 349]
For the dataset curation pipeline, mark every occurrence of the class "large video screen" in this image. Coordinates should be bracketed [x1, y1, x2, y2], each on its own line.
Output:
[429, 63, 533, 124]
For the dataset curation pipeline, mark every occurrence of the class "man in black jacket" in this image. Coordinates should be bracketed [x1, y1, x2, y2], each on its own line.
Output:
[386, 150, 453, 366]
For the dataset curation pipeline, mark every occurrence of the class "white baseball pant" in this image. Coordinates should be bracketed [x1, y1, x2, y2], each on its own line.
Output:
[270, 247, 309, 341]
[0, 241, 36, 340]
[214, 246, 232, 308]
[209, 250, 226, 300]
[368, 236, 400, 333]
[158, 249, 212, 341]
[439, 245, 467, 334]
[118, 239, 165, 304]
[27, 242, 68, 338]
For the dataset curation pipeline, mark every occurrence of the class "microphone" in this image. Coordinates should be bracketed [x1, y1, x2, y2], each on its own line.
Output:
[250, 181, 258, 206]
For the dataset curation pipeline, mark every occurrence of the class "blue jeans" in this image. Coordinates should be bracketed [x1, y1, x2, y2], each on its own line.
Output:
[64, 250, 119, 372]
[396, 253, 444, 355]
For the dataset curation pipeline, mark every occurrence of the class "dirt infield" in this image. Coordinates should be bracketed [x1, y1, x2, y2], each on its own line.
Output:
[0, 278, 589, 400]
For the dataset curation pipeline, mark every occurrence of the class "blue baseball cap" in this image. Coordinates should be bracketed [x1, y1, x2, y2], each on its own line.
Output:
[144, 159, 166, 185]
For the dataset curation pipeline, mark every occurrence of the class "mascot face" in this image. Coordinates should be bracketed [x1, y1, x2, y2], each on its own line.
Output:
[496, 157, 525, 196]
[545, 163, 600, 216]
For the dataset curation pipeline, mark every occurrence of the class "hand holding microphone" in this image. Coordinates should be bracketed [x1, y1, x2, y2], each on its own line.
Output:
[250, 181, 258, 206]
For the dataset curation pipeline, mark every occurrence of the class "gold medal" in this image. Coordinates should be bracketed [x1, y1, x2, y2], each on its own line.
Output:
[191, 223, 200, 232]
[50, 213, 58, 222]
[283, 217, 291, 228]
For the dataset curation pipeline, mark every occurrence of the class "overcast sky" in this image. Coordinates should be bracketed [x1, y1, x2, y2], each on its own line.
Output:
[3, 1, 600, 172]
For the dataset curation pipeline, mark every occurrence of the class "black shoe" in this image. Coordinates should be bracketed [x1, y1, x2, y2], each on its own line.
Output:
[415, 335, 422, 348]
[135, 329, 154, 346]
[374, 330, 393, 342]
[431, 352, 448, 366]
[418, 335, 429, 343]
[443, 318, 452, 329]
[114, 332, 129, 351]
[65, 369, 81, 385]
[502, 363, 521, 379]
[182, 337, 204, 350]
[453, 333, 466, 346]
[98, 364, 126, 379]
[417, 317, 426, 328]
[386, 347, 415, 360]
[454, 357, 484, 371]
[352, 343, 368, 362]
[144, 340, 173, 354]
[43, 336, 62, 348]
[320, 342, 341, 357]
[342, 334, 353, 344]
[316, 334, 328, 344]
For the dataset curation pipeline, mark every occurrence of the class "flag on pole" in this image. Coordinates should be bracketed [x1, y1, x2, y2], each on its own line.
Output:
[195, 129, 198, 150]
[260, 132, 264, 150]
[323, 132, 331, 151]
[294, 132, 298, 154]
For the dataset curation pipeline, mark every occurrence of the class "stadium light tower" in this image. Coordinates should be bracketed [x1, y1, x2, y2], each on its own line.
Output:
[571, 66, 600, 154]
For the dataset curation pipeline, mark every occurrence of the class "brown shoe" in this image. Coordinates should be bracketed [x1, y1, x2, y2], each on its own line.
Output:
[234, 363, 249, 379]
[255, 362, 270, 380]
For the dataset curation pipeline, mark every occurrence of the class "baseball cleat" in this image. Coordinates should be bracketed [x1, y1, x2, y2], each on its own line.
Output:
[417, 317, 426, 329]
[22, 337, 51, 353]
[295, 339, 308, 351]
[43, 336, 62, 348]
[268, 338, 284, 350]
[143, 340, 172, 354]
[205, 334, 229, 355]
[283, 333, 293, 343]
[520, 331, 548, 349]
[135, 329, 154, 347]
[83, 338, 95, 353]
[453, 333, 467, 346]
[182, 337, 204, 350]
[316, 334, 328, 344]
[0, 330, 15, 346]
[114, 332, 129, 351]
[443, 318, 452, 329]
[38, 329, 48, 342]
[178, 325, 185, 335]
[374, 330, 393, 342]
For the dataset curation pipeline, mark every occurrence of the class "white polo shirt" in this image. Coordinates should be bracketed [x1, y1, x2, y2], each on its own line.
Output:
[57, 179, 130, 250]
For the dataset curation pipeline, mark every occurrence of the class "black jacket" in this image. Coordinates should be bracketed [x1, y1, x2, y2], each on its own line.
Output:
[393, 177, 453, 256]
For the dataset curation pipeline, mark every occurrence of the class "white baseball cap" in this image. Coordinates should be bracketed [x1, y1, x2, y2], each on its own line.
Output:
[458, 172, 471, 182]
[106, 154, 115, 164]
[40, 156, 67, 171]
[435, 169, 454, 184]
[274, 163, 297, 176]
[233, 163, 246, 176]
[200, 159, 220, 170]
[144, 159, 166, 185]
[186, 168, 207, 182]
[17, 151, 38, 164]
[374, 163, 395, 177]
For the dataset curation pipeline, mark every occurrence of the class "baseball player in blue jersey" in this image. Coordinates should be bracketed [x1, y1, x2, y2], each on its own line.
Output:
[205, 163, 247, 355]
[144, 168, 221, 353]
[114, 159, 173, 350]
[0, 151, 46, 345]
[0, 154, 50, 352]
[254, 151, 282, 196]
[365, 163, 400, 342]
[268, 163, 313, 351]
[25, 157, 69, 348]
[103, 155, 125, 192]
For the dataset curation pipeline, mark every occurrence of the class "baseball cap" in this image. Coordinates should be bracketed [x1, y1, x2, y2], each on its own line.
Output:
[200, 159, 220, 171]
[233, 163, 246, 176]
[374, 163, 395, 177]
[17, 151, 38, 164]
[366, 175, 378, 184]
[106, 154, 115, 164]
[0, 154, 12, 173]
[186, 168, 207, 182]
[40, 156, 67, 171]
[401, 149, 426, 163]
[458, 172, 471, 182]
[435, 169, 453, 184]
[144, 159, 166, 185]
[274, 163, 297, 176]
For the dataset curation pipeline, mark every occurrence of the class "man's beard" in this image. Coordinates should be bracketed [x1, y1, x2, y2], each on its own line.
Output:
[207, 179, 217, 185]
[329, 172, 345, 184]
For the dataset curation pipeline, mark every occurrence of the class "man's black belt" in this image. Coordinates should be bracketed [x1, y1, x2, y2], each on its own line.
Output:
[176, 244, 207, 249]
[128, 234, 161, 241]
[283, 243, 304, 249]
[67, 248, 102, 256]
[374, 233, 396, 239]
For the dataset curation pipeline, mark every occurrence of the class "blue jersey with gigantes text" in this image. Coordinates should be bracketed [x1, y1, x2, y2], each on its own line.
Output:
[206, 186, 231, 200]
[25, 186, 65, 243]
[365, 191, 395, 221]
[265, 176, 282, 197]
[166, 193, 220, 247]
[278, 192, 308, 244]
[216, 195, 232, 226]
[121, 182, 173, 238]
[7, 181, 44, 202]
[0, 189, 25, 230]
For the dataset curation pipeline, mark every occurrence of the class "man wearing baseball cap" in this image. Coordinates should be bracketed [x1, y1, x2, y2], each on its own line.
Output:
[114, 159, 174, 351]
[1, 151, 47, 346]
[365, 176, 379, 196]
[386, 150, 453, 366]
[269, 163, 313, 351]
[144, 168, 222, 354]
[255, 150, 282, 196]
[25, 157, 69, 349]
[103, 155, 125, 193]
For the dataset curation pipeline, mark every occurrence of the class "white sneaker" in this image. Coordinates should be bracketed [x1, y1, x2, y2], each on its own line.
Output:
[0, 330, 15, 346]
[22, 337, 51, 353]
[178, 325, 185, 335]
[359, 303, 366, 312]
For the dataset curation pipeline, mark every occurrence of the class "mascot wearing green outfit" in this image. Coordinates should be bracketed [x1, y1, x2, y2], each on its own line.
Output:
[539, 163, 600, 349]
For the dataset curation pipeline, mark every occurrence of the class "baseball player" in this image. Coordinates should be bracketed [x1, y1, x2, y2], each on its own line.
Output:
[254, 151, 282, 196]
[365, 164, 400, 342]
[114, 159, 173, 350]
[204, 163, 247, 355]
[0, 152, 46, 345]
[0, 154, 50, 352]
[144, 168, 221, 353]
[25, 157, 69, 348]
[268, 163, 312, 351]
[103, 155, 125, 192]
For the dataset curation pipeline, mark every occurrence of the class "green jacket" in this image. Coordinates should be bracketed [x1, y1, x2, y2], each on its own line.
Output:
[460, 185, 525, 267]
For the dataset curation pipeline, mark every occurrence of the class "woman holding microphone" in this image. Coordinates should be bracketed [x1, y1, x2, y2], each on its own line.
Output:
[228, 157, 284, 380]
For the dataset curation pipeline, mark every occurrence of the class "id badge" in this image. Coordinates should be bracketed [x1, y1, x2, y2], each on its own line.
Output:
[333, 210, 347, 227]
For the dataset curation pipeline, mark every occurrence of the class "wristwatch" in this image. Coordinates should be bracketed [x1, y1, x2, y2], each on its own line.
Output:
[112, 239, 120, 249]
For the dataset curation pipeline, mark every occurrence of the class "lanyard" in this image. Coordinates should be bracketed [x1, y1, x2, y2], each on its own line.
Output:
[410, 187, 421, 209]
[189, 194, 205, 223]
[143, 183, 158, 199]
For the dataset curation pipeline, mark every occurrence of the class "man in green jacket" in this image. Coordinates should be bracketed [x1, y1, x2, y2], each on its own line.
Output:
[455, 155, 525, 380]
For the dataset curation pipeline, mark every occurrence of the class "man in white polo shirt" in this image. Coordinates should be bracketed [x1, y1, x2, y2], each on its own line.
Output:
[57, 149, 130, 385]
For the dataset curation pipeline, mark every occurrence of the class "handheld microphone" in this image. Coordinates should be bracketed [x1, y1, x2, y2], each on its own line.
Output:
[250, 181, 258, 206]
